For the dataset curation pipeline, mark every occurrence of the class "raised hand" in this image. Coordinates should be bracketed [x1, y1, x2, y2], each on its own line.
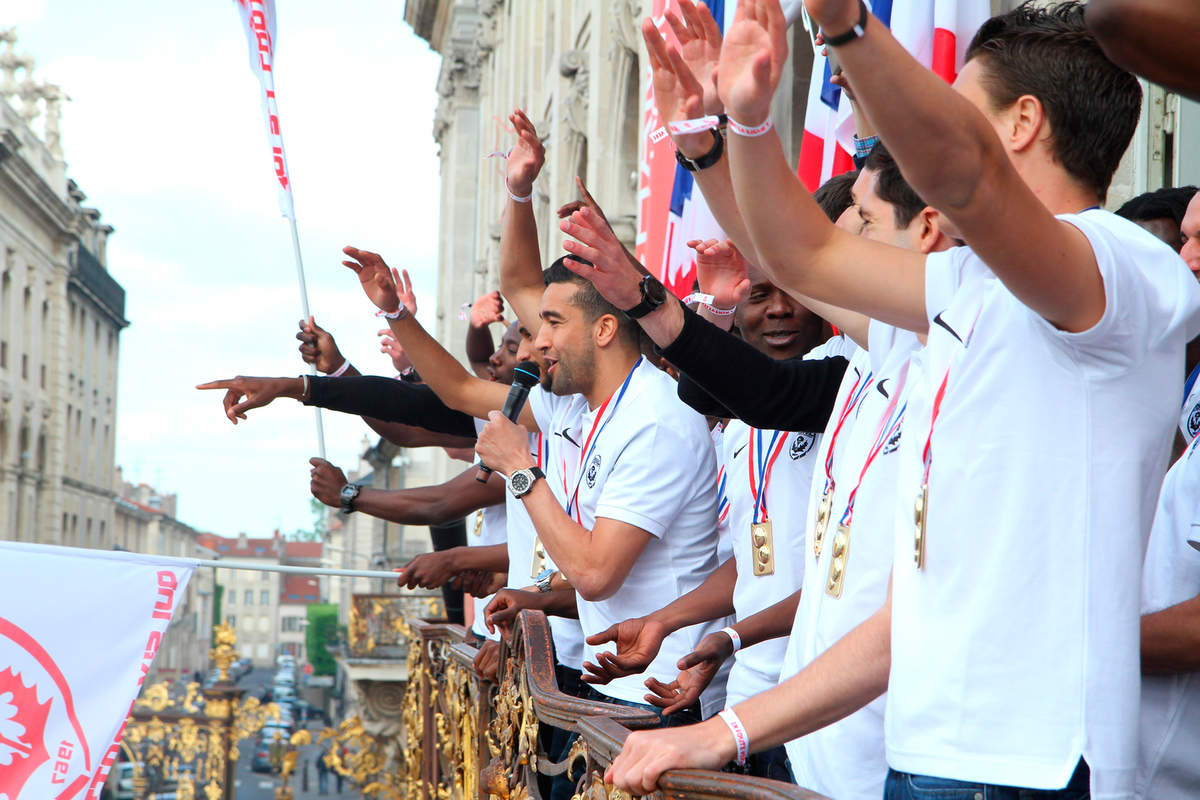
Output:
[342, 246, 401, 313]
[377, 330, 413, 373]
[196, 376, 301, 424]
[296, 317, 345, 374]
[556, 177, 612, 229]
[581, 616, 670, 684]
[665, 0, 725, 116]
[691, 239, 752, 309]
[395, 268, 418, 316]
[309, 458, 348, 507]
[641, 16, 706, 125]
[506, 109, 545, 197]
[469, 290, 506, 329]
[560, 207, 645, 311]
[717, 0, 790, 124]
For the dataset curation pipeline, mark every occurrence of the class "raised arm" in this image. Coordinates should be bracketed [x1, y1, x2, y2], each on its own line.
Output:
[498, 110, 549, 332]
[466, 291, 506, 378]
[341, 246, 538, 431]
[1087, 0, 1200, 104]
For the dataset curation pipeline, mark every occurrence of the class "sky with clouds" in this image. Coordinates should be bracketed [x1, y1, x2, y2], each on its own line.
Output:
[11, 0, 444, 537]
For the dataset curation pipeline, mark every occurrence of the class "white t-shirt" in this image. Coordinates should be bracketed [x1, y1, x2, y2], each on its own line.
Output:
[529, 357, 723, 706]
[1137, 437, 1200, 800]
[719, 336, 846, 708]
[781, 324, 919, 800]
[887, 210, 1200, 797]
[502, 430, 585, 669]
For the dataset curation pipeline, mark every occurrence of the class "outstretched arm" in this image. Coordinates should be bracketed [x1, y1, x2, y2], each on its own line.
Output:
[498, 110, 549, 332]
[607, 583, 891, 794]
[341, 246, 538, 431]
[1088, 0, 1200, 105]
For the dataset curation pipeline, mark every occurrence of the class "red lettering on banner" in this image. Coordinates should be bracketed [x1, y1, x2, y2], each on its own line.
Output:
[269, 114, 280, 135]
[152, 571, 176, 620]
[144, 631, 162, 659]
[249, 2, 272, 72]
[51, 740, 74, 783]
[273, 147, 289, 189]
[85, 699, 131, 800]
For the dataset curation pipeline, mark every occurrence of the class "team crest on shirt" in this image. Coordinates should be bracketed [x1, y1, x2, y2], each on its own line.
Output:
[882, 429, 903, 454]
[1188, 402, 1200, 440]
[585, 454, 601, 488]
[790, 433, 815, 460]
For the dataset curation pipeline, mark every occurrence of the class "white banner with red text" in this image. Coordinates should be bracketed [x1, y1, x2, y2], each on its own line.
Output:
[233, 0, 296, 218]
[0, 542, 194, 800]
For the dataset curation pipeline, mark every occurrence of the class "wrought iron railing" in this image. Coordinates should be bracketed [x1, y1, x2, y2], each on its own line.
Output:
[325, 609, 831, 800]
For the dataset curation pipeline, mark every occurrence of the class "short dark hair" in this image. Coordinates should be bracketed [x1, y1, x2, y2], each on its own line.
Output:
[814, 171, 858, 222]
[543, 256, 641, 347]
[1115, 186, 1199, 226]
[864, 142, 927, 228]
[966, 1, 1141, 202]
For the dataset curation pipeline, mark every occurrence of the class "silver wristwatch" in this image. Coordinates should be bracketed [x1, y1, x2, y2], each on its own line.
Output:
[507, 466, 545, 498]
[534, 568, 556, 593]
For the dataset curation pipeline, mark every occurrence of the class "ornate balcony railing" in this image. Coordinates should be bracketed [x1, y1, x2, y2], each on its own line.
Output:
[326, 607, 831, 800]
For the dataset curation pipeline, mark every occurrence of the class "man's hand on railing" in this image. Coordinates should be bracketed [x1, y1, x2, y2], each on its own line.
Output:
[581, 616, 670, 684]
[606, 715, 733, 795]
[484, 588, 547, 636]
[473, 639, 501, 681]
[456, 570, 505, 597]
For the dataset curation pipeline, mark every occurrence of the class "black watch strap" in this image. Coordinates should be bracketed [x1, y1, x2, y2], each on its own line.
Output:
[624, 275, 666, 320]
[824, 0, 869, 47]
[675, 128, 725, 172]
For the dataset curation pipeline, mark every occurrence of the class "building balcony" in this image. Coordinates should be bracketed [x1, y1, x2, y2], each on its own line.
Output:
[329, 594, 830, 800]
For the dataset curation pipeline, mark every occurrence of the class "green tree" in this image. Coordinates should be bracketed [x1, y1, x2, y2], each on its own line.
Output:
[306, 603, 339, 676]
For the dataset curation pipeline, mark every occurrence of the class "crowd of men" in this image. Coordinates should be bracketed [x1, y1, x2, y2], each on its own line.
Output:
[201, 1, 1200, 798]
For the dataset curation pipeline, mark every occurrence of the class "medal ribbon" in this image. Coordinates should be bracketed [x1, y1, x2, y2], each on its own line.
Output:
[716, 465, 731, 524]
[840, 364, 910, 527]
[748, 429, 788, 524]
[820, 370, 875, 496]
[565, 357, 642, 522]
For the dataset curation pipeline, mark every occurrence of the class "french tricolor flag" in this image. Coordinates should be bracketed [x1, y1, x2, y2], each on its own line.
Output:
[796, 0, 992, 191]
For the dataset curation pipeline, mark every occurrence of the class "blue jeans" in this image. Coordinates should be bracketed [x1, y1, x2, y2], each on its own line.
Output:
[884, 760, 1090, 800]
[542, 664, 587, 800]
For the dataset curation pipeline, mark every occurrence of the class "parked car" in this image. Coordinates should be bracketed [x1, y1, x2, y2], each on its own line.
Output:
[273, 670, 296, 686]
[250, 738, 274, 773]
[272, 684, 296, 703]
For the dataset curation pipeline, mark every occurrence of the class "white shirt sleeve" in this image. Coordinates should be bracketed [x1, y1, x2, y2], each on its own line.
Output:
[1041, 213, 1200, 373]
[593, 424, 712, 539]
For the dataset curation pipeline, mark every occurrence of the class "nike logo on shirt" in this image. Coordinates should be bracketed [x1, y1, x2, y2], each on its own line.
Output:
[932, 311, 963, 343]
[733, 444, 747, 459]
[878, 379, 891, 398]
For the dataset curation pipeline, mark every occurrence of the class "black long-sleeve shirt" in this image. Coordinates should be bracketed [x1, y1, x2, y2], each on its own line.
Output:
[659, 305, 850, 432]
[303, 375, 477, 438]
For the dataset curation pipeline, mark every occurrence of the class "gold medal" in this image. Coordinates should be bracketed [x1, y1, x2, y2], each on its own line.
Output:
[914, 482, 928, 569]
[751, 519, 775, 576]
[825, 522, 851, 597]
[813, 488, 833, 558]
[472, 510, 484, 538]
[530, 537, 548, 578]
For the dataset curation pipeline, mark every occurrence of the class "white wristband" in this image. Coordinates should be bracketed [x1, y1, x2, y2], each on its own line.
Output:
[720, 626, 742, 652]
[506, 179, 532, 204]
[376, 306, 409, 320]
[727, 116, 774, 138]
[701, 302, 736, 317]
[328, 359, 350, 378]
[717, 708, 749, 766]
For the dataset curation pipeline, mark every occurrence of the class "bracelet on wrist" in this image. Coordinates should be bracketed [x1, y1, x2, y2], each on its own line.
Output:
[375, 306, 409, 320]
[726, 116, 774, 138]
[717, 709, 750, 766]
[720, 626, 742, 652]
[675, 128, 725, 172]
[328, 359, 351, 377]
[824, 0, 869, 47]
[300, 374, 310, 402]
[506, 179, 533, 204]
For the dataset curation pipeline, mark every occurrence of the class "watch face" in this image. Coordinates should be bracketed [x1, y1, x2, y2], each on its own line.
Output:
[510, 471, 531, 494]
[341, 485, 356, 501]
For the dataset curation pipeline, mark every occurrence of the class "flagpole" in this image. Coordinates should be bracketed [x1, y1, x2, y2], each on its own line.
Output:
[1, 542, 404, 580]
[288, 216, 327, 461]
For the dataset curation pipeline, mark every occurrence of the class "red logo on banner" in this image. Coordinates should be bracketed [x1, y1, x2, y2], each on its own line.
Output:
[0, 618, 91, 800]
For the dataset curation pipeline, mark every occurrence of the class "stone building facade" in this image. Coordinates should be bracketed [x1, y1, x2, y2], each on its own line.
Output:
[0, 31, 128, 549]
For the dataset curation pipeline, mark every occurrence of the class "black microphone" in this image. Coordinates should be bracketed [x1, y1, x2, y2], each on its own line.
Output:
[476, 361, 541, 483]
